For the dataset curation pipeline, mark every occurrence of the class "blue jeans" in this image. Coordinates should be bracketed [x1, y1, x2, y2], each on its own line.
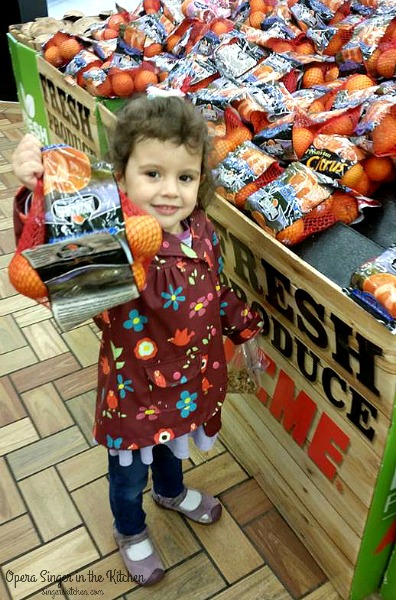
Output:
[108, 444, 184, 535]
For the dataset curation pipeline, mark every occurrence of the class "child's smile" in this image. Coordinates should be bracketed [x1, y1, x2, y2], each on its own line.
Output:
[119, 138, 203, 235]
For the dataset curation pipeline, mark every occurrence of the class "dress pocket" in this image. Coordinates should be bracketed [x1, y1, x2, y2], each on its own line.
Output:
[144, 353, 203, 417]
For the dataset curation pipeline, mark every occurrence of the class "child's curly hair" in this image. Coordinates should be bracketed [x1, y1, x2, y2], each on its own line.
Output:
[110, 94, 214, 209]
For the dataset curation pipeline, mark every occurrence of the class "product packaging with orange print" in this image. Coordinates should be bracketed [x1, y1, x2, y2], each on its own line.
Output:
[8, 144, 162, 331]
[348, 244, 396, 331]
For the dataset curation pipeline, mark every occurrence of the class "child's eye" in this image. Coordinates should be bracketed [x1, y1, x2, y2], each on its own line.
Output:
[146, 171, 159, 178]
[180, 174, 194, 182]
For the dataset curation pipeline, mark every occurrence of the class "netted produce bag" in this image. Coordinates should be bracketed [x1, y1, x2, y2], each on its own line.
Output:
[8, 144, 162, 330]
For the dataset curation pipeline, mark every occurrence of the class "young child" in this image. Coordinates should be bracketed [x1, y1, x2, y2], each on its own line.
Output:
[12, 95, 263, 586]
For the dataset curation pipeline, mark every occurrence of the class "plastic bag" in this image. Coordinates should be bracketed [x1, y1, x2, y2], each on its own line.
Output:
[227, 336, 269, 393]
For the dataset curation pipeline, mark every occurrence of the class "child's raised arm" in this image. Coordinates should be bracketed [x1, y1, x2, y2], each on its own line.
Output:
[12, 134, 44, 191]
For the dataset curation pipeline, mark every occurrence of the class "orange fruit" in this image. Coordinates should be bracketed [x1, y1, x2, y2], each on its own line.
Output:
[325, 65, 340, 81]
[234, 182, 260, 208]
[133, 69, 158, 92]
[59, 39, 82, 61]
[292, 127, 314, 159]
[362, 273, 396, 317]
[103, 28, 119, 40]
[296, 41, 315, 55]
[376, 48, 396, 79]
[93, 78, 114, 98]
[323, 32, 344, 55]
[107, 13, 127, 30]
[383, 19, 396, 42]
[363, 273, 396, 294]
[372, 114, 396, 155]
[209, 137, 234, 166]
[210, 20, 233, 36]
[111, 73, 134, 97]
[276, 218, 305, 246]
[166, 34, 181, 52]
[143, 0, 161, 12]
[249, 11, 266, 28]
[8, 253, 47, 300]
[320, 114, 355, 136]
[43, 46, 64, 67]
[363, 156, 395, 182]
[144, 43, 162, 57]
[309, 99, 325, 113]
[331, 192, 359, 223]
[340, 163, 365, 189]
[344, 74, 375, 92]
[124, 215, 162, 259]
[250, 0, 266, 11]
[270, 40, 294, 53]
[131, 261, 147, 291]
[302, 66, 325, 88]
[365, 48, 381, 76]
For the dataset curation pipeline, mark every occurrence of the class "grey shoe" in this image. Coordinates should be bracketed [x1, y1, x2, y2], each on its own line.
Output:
[152, 488, 222, 524]
[113, 526, 165, 586]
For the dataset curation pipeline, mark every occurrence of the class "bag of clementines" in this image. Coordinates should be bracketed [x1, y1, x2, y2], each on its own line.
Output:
[355, 97, 396, 156]
[7, 145, 162, 331]
[348, 244, 396, 331]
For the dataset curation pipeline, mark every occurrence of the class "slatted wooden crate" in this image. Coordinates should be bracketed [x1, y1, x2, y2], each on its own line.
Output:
[207, 195, 396, 600]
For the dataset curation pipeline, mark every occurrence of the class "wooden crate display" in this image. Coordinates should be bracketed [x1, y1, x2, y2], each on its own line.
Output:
[207, 195, 396, 600]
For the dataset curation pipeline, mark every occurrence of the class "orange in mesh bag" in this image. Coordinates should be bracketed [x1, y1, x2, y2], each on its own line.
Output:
[8, 145, 162, 304]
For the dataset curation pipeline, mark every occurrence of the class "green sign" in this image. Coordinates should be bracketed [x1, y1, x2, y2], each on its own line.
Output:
[7, 33, 50, 145]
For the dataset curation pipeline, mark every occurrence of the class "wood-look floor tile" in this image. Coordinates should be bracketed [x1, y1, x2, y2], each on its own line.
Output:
[302, 582, 343, 600]
[188, 436, 226, 465]
[144, 494, 201, 568]
[0, 315, 23, 354]
[0, 458, 25, 524]
[0, 376, 26, 427]
[54, 364, 98, 401]
[21, 383, 74, 437]
[0, 346, 38, 377]
[0, 418, 39, 456]
[72, 477, 115, 556]
[63, 553, 138, 599]
[2, 527, 100, 600]
[22, 321, 69, 360]
[126, 553, 226, 600]
[10, 353, 81, 394]
[62, 326, 99, 367]
[57, 445, 108, 491]
[0, 228, 15, 254]
[19, 467, 81, 541]
[0, 514, 40, 564]
[0, 572, 11, 600]
[0, 270, 16, 298]
[182, 452, 249, 495]
[220, 479, 273, 526]
[13, 304, 52, 328]
[189, 506, 263, 584]
[211, 566, 292, 600]
[245, 510, 326, 599]
[66, 391, 96, 444]
[0, 294, 35, 317]
[7, 426, 89, 480]
[0, 252, 12, 269]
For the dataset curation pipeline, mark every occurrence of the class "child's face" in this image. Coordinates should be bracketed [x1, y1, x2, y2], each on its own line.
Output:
[119, 138, 203, 235]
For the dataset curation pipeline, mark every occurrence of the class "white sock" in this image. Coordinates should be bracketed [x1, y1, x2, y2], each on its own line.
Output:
[125, 538, 153, 561]
[178, 489, 201, 511]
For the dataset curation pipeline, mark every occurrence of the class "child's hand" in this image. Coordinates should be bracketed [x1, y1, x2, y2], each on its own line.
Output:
[12, 134, 44, 191]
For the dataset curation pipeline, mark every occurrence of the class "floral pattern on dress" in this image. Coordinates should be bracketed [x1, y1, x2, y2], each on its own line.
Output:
[176, 390, 198, 418]
[123, 309, 148, 332]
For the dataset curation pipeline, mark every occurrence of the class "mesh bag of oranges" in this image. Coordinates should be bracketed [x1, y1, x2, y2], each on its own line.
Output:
[214, 140, 284, 209]
[355, 97, 396, 157]
[348, 244, 396, 330]
[244, 161, 379, 245]
[8, 145, 162, 331]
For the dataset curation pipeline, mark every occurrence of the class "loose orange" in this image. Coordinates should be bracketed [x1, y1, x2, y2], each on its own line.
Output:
[111, 73, 135, 97]
[133, 70, 158, 92]
[363, 156, 395, 182]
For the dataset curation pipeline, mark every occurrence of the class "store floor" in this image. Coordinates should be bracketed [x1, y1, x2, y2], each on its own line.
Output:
[0, 104, 381, 600]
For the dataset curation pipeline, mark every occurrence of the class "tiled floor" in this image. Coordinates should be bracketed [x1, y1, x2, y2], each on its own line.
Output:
[0, 102, 368, 600]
